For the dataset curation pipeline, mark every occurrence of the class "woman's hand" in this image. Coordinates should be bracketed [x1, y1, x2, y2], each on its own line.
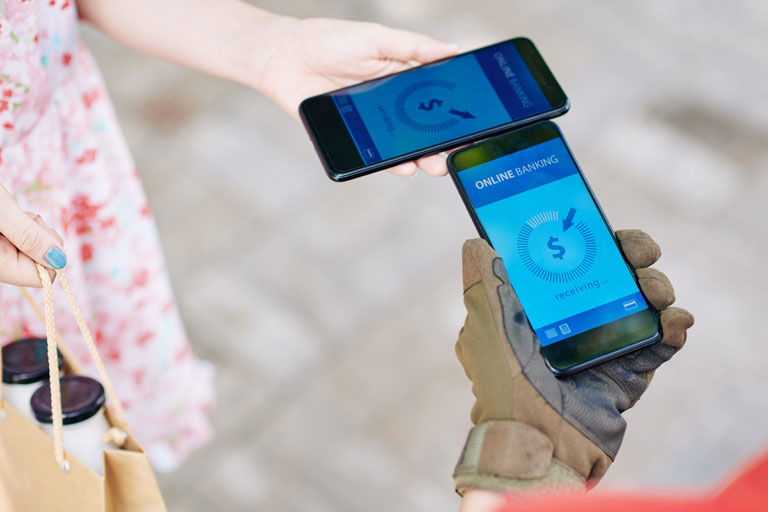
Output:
[76, 2, 457, 176]
[0, 185, 67, 287]
[252, 17, 459, 177]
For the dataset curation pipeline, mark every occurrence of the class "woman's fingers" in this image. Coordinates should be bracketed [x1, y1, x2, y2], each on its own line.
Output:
[27, 211, 65, 246]
[414, 154, 448, 176]
[386, 161, 419, 176]
[27, 214, 64, 283]
[386, 154, 449, 177]
[371, 24, 458, 64]
[0, 185, 67, 269]
[0, 235, 54, 287]
[0, 211, 63, 287]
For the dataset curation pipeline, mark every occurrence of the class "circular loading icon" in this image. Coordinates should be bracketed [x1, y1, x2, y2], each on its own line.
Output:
[393, 79, 461, 133]
[517, 210, 597, 283]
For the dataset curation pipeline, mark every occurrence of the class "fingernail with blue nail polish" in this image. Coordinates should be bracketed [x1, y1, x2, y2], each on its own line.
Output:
[45, 247, 67, 269]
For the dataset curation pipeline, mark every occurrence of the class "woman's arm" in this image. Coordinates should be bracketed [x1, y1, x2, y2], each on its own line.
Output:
[76, 0, 458, 177]
[76, 0, 285, 87]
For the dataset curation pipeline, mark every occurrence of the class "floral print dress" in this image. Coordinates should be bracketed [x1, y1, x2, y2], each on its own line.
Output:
[0, 0, 213, 470]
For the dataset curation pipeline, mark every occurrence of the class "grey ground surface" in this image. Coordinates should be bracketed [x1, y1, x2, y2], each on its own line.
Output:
[82, 1, 768, 510]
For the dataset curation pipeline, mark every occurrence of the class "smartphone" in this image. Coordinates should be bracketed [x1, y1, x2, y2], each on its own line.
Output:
[448, 121, 661, 375]
[300, 38, 568, 181]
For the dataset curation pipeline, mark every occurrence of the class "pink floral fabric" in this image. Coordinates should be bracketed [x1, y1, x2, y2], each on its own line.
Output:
[0, 0, 213, 470]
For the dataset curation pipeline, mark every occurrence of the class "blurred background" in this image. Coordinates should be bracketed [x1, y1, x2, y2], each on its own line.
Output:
[80, 1, 768, 510]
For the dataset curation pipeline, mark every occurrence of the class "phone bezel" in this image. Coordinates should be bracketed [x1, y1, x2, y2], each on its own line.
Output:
[299, 37, 569, 182]
[447, 121, 662, 376]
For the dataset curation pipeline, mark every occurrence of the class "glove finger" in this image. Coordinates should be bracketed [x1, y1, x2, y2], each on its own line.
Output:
[462, 238, 495, 291]
[616, 229, 661, 269]
[636, 267, 675, 310]
[659, 306, 694, 350]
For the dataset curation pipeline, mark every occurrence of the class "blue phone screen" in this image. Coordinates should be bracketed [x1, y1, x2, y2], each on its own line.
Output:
[331, 41, 551, 164]
[457, 137, 648, 346]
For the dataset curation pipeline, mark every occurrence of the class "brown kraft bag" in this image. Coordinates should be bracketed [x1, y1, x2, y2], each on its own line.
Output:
[0, 265, 166, 511]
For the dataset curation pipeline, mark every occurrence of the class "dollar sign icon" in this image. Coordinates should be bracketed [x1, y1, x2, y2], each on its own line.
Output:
[417, 99, 443, 111]
[547, 236, 566, 260]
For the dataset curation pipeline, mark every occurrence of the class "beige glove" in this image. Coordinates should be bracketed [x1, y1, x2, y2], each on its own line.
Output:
[454, 230, 694, 494]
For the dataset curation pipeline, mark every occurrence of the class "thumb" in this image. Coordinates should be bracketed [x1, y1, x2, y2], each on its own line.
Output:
[461, 239, 540, 362]
[372, 24, 459, 64]
[0, 186, 67, 270]
[458, 240, 553, 425]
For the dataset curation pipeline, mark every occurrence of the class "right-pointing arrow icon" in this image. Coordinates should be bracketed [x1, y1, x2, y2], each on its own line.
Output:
[449, 109, 475, 119]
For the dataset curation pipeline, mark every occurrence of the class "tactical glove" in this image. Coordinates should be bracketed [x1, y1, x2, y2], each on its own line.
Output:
[454, 229, 694, 494]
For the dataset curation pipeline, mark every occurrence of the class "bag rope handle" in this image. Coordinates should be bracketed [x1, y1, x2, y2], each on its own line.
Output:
[36, 265, 67, 471]
[55, 269, 128, 429]
[18, 286, 80, 369]
[18, 285, 130, 449]
[0, 265, 129, 472]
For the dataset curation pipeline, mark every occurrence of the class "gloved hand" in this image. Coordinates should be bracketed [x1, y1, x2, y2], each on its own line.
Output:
[453, 229, 694, 495]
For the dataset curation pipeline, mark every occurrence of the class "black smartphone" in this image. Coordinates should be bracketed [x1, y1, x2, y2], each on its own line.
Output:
[448, 121, 661, 375]
[300, 37, 568, 182]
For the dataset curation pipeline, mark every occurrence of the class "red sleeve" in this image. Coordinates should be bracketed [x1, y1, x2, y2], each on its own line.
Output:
[494, 449, 768, 512]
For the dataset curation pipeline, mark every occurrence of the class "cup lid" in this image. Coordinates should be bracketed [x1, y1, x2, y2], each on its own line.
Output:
[31, 375, 106, 425]
[2, 338, 63, 384]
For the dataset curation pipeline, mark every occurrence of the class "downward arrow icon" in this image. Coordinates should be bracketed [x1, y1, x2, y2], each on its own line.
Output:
[563, 208, 577, 232]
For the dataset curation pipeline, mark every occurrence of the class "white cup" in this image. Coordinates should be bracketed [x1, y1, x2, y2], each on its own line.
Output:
[31, 375, 116, 475]
[2, 338, 62, 423]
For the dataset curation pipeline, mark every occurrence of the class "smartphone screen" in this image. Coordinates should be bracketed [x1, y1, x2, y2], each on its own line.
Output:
[450, 122, 659, 374]
[300, 38, 568, 181]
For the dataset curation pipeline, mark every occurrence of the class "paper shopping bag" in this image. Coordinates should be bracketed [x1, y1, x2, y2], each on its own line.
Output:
[0, 267, 166, 511]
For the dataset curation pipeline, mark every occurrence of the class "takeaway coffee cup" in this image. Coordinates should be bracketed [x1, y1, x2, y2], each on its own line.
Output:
[31, 375, 115, 474]
[2, 338, 62, 423]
